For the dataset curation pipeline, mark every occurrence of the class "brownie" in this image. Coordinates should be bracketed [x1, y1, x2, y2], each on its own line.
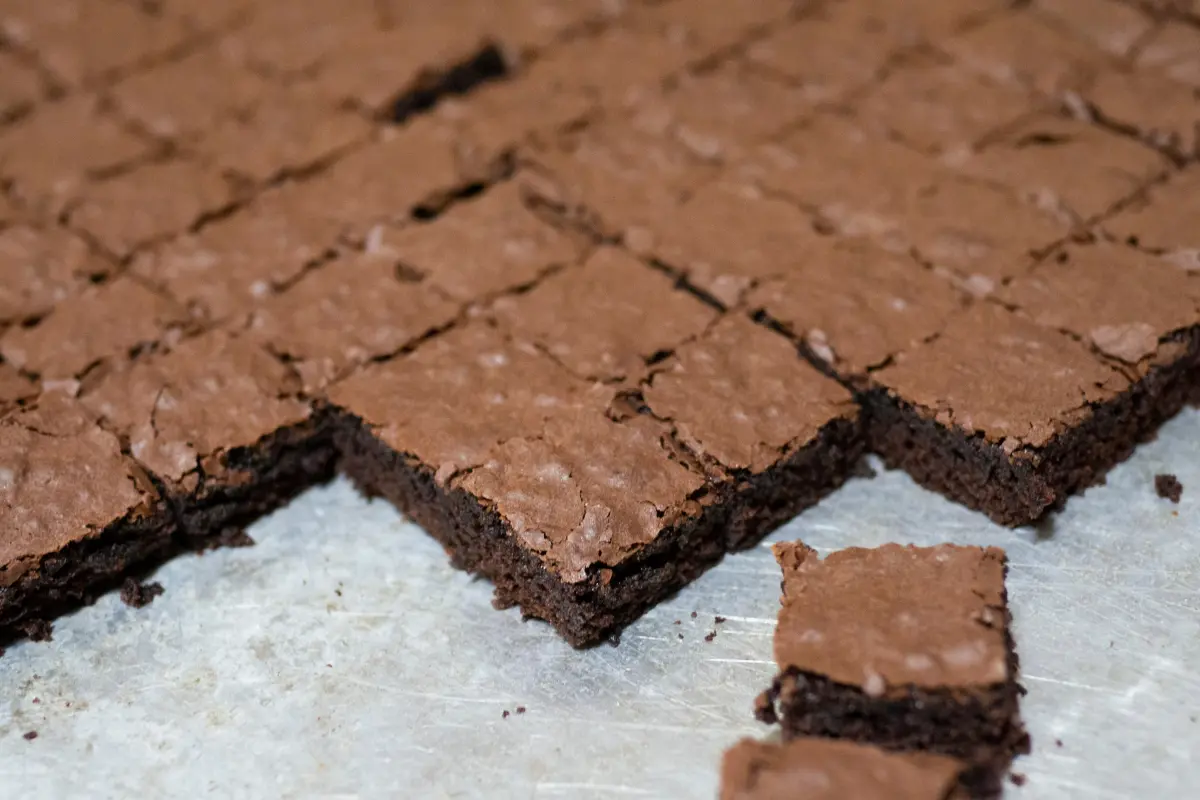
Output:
[375, 178, 588, 303]
[330, 318, 860, 646]
[0, 276, 189, 384]
[0, 392, 177, 641]
[1156, 473, 1184, 502]
[244, 248, 461, 394]
[490, 245, 719, 383]
[0, 223, 112, 326]
[948, 113, 1171, 223]
[756, 542, 1027, 767]
[79, 329, 337, 545]
[720, 737, 988, 800]
[746, 237, 966, 382]
[866, 302, 1159, 526]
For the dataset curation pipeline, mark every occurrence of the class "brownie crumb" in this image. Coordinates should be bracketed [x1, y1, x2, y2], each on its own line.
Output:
[502, 710, 510, 719]
[31, 698, 39, 704]
[1055, 739, 1063, 747]
[20, 619, 53, 642]
[677, 633, 684, 640]
[714, 616, 726, 625]
[704, 631, 717, 642]
[516, 706, 526, 714]
[690, 611, 698, 619]
[1155, 474, 1183, 503]
[607, 632, 622, 648]
[1010, 772, 1027, 787]
[119, 578, 164, 609]
[754, 690, 779, 725]
[674, 619, 681, 625]
[22, 731, 37, 741]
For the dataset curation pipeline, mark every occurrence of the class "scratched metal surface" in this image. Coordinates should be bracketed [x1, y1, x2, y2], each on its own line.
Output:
[2, 406, 1199, 799]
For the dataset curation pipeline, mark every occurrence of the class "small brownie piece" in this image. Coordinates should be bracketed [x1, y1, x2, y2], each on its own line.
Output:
[245, 249, 460, 393]
[0, 392, 177, 640]
[1156, 473, 1183, 503]
[80, 329, 336, 545]
[757, 542, 1027, 765]
[720, 737, 984, 800]
[640, 316, 863, 550]
[490, 245, 718, 383]
[866, 302, 1144, 525]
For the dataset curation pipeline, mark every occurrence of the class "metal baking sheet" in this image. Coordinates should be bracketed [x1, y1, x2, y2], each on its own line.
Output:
[2, 406, 1198, 799]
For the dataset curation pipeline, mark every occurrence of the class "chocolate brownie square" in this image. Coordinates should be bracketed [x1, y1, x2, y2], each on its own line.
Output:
[245, 249, 461, 393]
[0, 223, 112, 326]
[866, 302, 1143, 525]
[80, 329, 336, 545]
[65, 159, 235, 259]
[949, 113, 1171, 223]
[746, 237, 965, 383]
[194, 84, 370, 184]
[721, 737, 985, 800]
[639, 315, 863, 550]
[0, 95, 151, 216]
[0, 276, 188, 384]
[375, 178, 587, 303]
[757, 542, 1027, 765]
[0, 392, 177, 640]
[130, 183, 344, 324]
[489, 245, 718, 383]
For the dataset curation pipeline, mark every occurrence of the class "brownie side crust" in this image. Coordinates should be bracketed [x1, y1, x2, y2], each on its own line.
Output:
[867, 325, 1200, 527]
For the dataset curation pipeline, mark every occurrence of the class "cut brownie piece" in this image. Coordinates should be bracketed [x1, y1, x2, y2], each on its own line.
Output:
[757, 542, 1027, 767]
[331, 319, 861, 646]
[948, 113, 1170, 223]
[375, 178, 588, 303]
[0, 392, 177, 640]
[0, 276, 189, 384]
[489, 245, 718, 383]
[866, 302, 1143, 525]
[746, 237, 966, 382]
[639, 315, 863, 550]
[244, 249, 461, 393]
[80, 329, 336, 544]
[721, 737, 985, 800]
[0, 223, 112, 326]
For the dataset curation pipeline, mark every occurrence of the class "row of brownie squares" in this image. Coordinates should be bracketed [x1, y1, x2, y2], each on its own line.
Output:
[722, 541, 1027, 799]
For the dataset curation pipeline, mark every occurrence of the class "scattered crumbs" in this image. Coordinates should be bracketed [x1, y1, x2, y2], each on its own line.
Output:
[516, 706, 526, 715]
[502, 710, 510, 719]
[326, 663, 333, 668]
[335, 588, 343, 597]
[1173, 510, 1180, 517]
[607, 632, 622, 648]
[690, 611, 697, 619]
[31, 698, 39, 705]
[1055, 738, 1063, 748]
[714, 616, 726, 625]
[673, 619, 681, 625]
[1010, 773, 1027, 787]
[120, 578, 164, 609]
[677, 633, 684, 640]
[704, 631, 716, 643]
[1155, 473, 1183, 503]
[23, 731, 37, 741]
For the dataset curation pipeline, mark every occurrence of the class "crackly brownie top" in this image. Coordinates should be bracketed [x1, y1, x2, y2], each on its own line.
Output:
[81, 330, 311, 488]
[0, 223, 111, 325]
[999, 241, 1200, 370]
[491, 245, 719, 383]
[720, 737, 967, 800]
[642, 315, 856, 474]
[873, 302, 1127, 449]
[0, 392, 157, 584]
[772, 541, 1010, 692]
[1104, 168, 1200, 255]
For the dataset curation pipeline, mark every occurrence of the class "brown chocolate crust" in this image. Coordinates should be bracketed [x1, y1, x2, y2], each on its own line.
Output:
[335, 409, 861, 647]
[866, 326, 1200, 526]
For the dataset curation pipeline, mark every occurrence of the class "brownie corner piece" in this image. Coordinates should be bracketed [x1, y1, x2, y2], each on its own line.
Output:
[865, 301, 1149, 526]
[720, 736, 991, 800]
[0, 392, 177, 640]
[757, 541, 1027, 768]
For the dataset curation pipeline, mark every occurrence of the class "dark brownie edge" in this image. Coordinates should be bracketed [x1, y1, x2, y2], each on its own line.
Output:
[0, 414, 338, 646]
[334, 410, 862, 647]
[866, 327, 1200, 526]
